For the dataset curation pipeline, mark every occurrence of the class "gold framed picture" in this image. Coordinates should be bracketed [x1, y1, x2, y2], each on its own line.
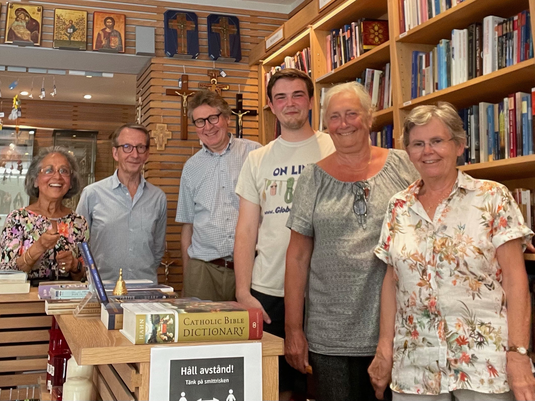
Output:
[4, 3, 43, 46]
[53, 8, 87, 50]
[92, 11, 125, 53]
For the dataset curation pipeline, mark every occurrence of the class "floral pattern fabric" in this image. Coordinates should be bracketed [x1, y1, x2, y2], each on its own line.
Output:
[375, 171, 533, 395]
[0, 208, 89, 279]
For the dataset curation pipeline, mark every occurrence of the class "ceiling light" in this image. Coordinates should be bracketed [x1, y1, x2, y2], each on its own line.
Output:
[86, 75, 92, 78]
[20, 91, 29, 96]
[84, 95, 92, 99]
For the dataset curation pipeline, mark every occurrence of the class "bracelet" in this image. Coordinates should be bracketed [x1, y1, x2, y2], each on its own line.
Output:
[22, 249, 32, 267]
[26, 246, 35, 260]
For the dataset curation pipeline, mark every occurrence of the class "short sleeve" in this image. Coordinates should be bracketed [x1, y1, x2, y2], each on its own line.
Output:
[374, 198, 396, 266]
[235, 153, 261, 205]
[286, 165, 316, 237]
[491, 185, 533, 249]
[175, 163, 195, 224]
[0, 210, 25, 270]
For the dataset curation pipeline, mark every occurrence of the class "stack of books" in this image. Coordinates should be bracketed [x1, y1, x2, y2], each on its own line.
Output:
[0, 270, 30, 294]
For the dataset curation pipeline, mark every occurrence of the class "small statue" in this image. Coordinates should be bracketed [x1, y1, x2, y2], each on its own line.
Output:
[113, 268, 128, 295]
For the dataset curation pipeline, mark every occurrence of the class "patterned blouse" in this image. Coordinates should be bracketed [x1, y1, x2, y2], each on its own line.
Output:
[0, 208, 89, 279]
[375, 171, 533, 395]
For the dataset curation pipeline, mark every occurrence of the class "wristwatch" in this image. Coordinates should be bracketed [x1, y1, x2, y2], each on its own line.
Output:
[507, 345, 528, 356]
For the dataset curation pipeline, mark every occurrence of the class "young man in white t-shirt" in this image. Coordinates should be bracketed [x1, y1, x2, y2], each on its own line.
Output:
[234, 69, 335, 400]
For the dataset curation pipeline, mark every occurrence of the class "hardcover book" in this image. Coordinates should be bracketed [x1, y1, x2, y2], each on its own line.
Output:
[360, 20, 389, 50]
[120, 300, 263, 344]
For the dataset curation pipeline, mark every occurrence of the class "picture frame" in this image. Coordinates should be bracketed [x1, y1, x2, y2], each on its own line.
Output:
[92, 11, 126, 53]
[53, 8, 87, 50]
[4, 3, 43, 46]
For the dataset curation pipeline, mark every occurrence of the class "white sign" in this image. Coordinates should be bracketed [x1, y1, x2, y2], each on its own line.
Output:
[149, 343, 262, 401]
[266, 27, 284, 50]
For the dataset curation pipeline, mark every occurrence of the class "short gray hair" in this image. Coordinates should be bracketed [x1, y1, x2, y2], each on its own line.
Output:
[402, 102, 466, 148]
[188, 90, 232, 120]
[110, 124, 150, 148]
[25, 146, 82, 199]
[322, 82, 373, 127]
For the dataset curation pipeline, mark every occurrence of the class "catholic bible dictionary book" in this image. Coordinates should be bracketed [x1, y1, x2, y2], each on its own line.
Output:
[120, 301, 263, 344]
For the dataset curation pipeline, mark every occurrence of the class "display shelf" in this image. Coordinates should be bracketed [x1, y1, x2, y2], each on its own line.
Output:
[313, 0, 389, 32]
[316, 42, 391, 84]
[262, 28, 310, 66]
[458, 154, 535, 182]
[400, 59, 535, 111]
[396, 0, 530, 45]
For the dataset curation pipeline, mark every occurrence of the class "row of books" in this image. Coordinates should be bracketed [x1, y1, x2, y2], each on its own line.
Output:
[410, 12, 533, 99]
[371, 125, 394, 149]
[0, 270, 29, 294]
[512, 188, 534, 231]
[357, 65, 392, 112]
[325, 19, 389, 73]
[400, 0, 466, 34]
[458, 89, 535, 164]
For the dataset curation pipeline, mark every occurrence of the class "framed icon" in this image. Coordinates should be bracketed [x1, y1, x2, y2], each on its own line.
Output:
[4, 3, 43, 46]
[53, 8, 87, 50]
[92, 11, 126, 53]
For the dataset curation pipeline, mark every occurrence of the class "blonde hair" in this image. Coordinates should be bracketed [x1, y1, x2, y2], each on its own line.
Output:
[402, 102, 466, 148]
[322, 82, 373, 127]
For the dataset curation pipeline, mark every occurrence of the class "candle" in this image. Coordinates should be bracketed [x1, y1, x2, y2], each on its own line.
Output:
[62, 377, 94, 401]
[66, 355, 93, 380]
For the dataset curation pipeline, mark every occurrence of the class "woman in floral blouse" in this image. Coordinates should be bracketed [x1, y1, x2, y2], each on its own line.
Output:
[0, 146, 88, 281]
[369, 102, 535, 401]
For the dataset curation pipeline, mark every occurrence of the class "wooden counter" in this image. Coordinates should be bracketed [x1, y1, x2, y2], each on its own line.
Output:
[0, 288, 51, 389]
[56, 315, 284, 401]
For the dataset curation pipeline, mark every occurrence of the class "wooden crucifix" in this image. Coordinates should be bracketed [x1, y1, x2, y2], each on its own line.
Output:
[151, 123, 172, 151]
[231, 93, 257, 138]
[199, 69, 229, 96]
[168, 13, 195, 55]
[211, 17, 237, 58]
[165, 75, 195, 140]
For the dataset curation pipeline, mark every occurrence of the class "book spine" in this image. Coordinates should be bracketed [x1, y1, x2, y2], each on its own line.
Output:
[79, 242, 109, 305]
[50, 289, 90, 299]
[177, 309, 263, 342]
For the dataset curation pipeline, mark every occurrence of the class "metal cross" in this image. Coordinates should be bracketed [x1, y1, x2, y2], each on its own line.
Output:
[231, 93, 257, 138]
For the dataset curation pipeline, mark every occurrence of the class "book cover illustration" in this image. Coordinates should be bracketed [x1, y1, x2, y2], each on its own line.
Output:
[361, 20, 389, 50]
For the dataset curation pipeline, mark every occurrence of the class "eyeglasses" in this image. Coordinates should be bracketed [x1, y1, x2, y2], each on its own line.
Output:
[40, 166, 71, 177]
[193, 113, 222, 128]
[407, 137, 455, 155]
[352, 181, 370, 229]
[115, 144, 148, 154]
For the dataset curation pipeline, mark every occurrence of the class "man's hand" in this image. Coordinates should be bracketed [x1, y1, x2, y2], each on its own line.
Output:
[237, 292, 271, 323]
[507, 352, 535, 401]
[284, 328, 309, 373]
[368, 348, 393, 400]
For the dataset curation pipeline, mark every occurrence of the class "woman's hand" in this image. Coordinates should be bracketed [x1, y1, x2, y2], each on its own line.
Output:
[37, 226, 61, 251]
[507, 352, 535, 401]
[368, 345, 393, 400]
[55, 250, 76, 273]
[285, 328, 309, 374]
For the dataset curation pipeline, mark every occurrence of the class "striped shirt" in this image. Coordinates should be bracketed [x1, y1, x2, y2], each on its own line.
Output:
[176, 135, 261, 261]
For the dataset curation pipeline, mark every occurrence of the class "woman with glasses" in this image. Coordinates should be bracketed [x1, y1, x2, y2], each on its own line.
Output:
[370, 102, 535, 401]
[284, 81, 419, 401]
[0, 146, 88, 280]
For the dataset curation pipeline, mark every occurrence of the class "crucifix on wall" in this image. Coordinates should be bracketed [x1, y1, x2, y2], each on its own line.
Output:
[211, 17, 237, 58]
[199, 69, 229, 96]
[167, 13, 195, 55]
[165, 75, 195, 140]
[231, 93, 257, 138]
[151, 123, 172, 150]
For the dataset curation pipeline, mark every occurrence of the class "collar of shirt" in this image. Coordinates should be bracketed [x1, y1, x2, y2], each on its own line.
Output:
[202, 133, 233, 156]
[406, 170, 476, 204]
[110, 169, 147, 190]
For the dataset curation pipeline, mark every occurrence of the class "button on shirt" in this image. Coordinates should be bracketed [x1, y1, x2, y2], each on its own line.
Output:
[176, 135, 261, 261]
[375, 171, 533, 395]
[76, 170, 167, 283]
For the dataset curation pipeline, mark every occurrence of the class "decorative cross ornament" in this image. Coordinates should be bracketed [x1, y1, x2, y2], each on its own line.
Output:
[167, 13, 196, 55]
[151, 123, 172, 151]
[210, 17, 237, 58]
[165, 75, 195, 140]
[231, 93, 257, 138]
[199, 69, 229, 96]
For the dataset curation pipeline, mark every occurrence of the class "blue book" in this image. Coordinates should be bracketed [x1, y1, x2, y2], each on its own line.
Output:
[79, 242, 109, 305]
[435, 0, 441, 16]
[411, 51, 421, 99]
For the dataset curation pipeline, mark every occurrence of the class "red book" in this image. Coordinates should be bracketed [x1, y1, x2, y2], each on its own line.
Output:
[509, 94, 517, 158]
[361, 20, 389, 50]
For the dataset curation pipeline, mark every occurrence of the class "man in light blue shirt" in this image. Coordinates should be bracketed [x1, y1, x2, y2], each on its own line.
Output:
[176, 90, 260, 301]
[77, 123, 167, 283]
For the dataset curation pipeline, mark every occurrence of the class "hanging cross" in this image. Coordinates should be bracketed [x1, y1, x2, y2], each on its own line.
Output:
[231, 93, 257, 138]
[136, 95, 142, 124]
[168, 13, 195, 55]
[211, 17, 237, 58]
[165, 75, 195, 140]
[151, 123, 172, 150]
[199, 70, 229, 96]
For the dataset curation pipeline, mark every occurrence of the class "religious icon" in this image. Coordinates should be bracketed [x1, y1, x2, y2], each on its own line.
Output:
[92, 11, 125, 53]
[164, 10, 199, 59]
[207, 14, 241, 62]
[53, 9, 87, 50]
[4, 3, 42, 46]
